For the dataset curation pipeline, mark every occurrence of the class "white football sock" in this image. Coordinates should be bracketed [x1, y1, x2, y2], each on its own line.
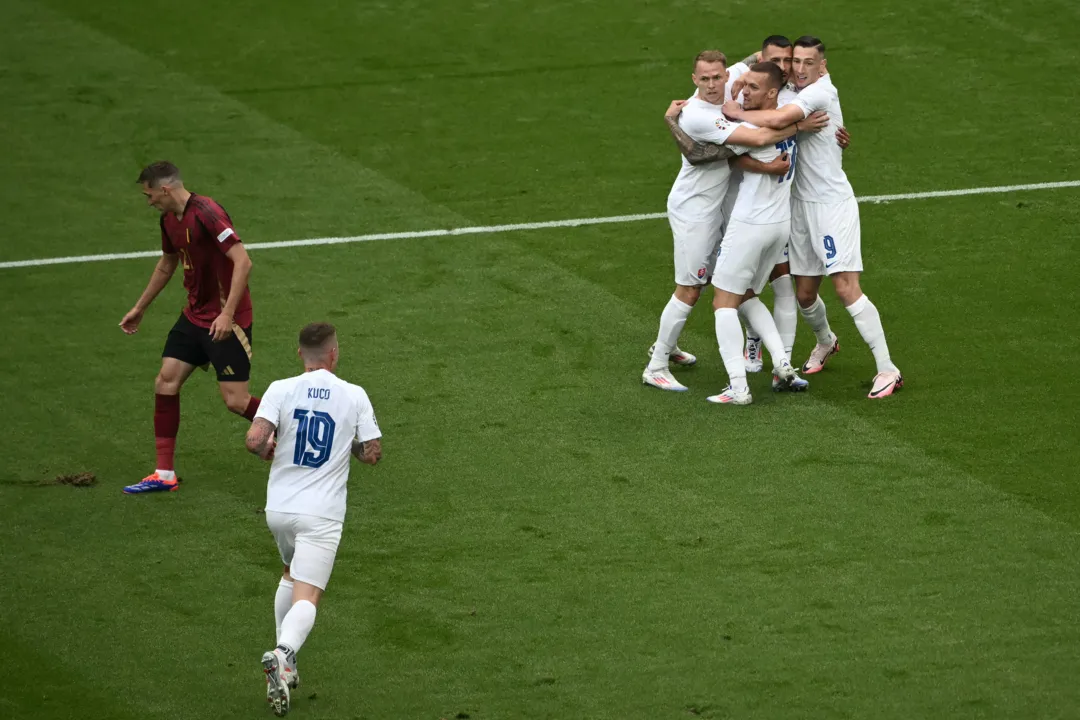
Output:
[714, 308, 748, 393]
[846, 295, 899, 374]
[738, 297, 790, 367]
[770, 275, 797, 355]
[274, 578, 294, 642]
[278, 599, 317, 656]
[155, 469, 176, 481]
[649, 295, 694, 370]
[799, 295, 834, 345]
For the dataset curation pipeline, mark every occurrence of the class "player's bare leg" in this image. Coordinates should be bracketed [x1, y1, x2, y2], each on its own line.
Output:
[795, 274, 840, 374]
[830, 271, 902, 398]
[644, 283, 701, 392]
[218, 380, 261, 420]
[124, 357, 196, 494]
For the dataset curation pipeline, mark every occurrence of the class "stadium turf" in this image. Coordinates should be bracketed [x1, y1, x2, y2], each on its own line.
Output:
[2, 0, 1078, 717]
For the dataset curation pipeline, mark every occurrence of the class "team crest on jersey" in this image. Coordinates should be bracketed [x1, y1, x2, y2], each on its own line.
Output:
[697, 266, 708, 279]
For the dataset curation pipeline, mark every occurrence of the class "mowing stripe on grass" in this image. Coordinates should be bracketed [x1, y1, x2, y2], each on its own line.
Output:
[2, 179, 1078, 270]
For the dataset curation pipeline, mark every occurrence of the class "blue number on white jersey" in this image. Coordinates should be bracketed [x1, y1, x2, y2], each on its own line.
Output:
[774, 137, 798, 183]
[292, 408, 336, 469]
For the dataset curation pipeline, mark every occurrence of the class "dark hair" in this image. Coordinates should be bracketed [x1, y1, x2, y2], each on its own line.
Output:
[136, 161, 182, 187]
[299, 322, 337, 350]
[748, 62, 786, 90]
[761, 35, 791, 51]
[693, 50, 728, 72]
[793, 35, 826, 56]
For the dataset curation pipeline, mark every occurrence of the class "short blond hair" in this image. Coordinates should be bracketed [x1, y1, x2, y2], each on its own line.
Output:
[693, 50, 728, 72]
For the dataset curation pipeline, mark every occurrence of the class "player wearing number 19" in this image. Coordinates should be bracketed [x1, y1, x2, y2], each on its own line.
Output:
[246, 322, 382, 717]
[119, 161, 260, 493]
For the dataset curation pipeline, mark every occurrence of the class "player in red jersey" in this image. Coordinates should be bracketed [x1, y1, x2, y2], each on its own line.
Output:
[119, 161, 260, 493]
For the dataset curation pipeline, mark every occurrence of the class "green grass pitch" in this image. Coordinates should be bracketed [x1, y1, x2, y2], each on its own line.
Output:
[2, 0, 1079, 718]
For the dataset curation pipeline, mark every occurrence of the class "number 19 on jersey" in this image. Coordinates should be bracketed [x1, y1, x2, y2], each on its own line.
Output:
[292, 408, 336, 469]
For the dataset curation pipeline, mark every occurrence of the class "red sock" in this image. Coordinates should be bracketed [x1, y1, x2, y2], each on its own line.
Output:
[243, 396, 261, 422]
[154, 393, 180, 471]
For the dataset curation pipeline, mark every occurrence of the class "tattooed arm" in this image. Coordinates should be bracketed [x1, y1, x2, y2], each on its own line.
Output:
[351, 437, 382, 465]
[665, 101, 736, 166]
[246, 418, 276, 460]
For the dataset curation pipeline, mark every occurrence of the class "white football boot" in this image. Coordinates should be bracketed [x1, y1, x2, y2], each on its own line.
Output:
[262, 649, 291, 717]
[642, 367, 689, 392]
[868, 370, 904, 399]
[706, 386, 753, 405]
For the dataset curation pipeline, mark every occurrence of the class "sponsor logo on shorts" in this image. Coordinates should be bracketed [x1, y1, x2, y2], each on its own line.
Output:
[697, 266, 708, 279]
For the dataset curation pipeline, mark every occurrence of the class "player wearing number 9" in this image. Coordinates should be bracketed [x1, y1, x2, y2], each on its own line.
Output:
[244, 322, 381, 716]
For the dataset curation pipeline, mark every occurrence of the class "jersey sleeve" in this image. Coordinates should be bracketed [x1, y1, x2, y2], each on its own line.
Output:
[195, 199, 242, 254]
[159, 217, 174, 254]
[352, 386, 382, 443]
[682, 111, 745, 144]
[254, 381, 285, 429]
[726, 62, 751, 86]
[790, 81, 831, 118]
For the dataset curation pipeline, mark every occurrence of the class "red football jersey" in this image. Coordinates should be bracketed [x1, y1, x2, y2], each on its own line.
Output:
[160, 194, 253, 329]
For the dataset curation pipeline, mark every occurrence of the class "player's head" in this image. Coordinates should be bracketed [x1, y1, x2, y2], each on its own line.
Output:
[792, 36, 827, 90]
[298, 322, 339, 372]
[137, 161, 185, 213]
[760, 35, 793, 84]
[691, 50, 728, 105]
[742, 62, 785, 110]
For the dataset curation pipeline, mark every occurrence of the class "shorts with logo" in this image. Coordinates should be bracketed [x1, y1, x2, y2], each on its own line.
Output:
[712, 219, 790, 296]
[265, 511, 343, 590]
[789, 196, 862, 276]
[669, 213, 725, 286]
[162, 312, 253, 382]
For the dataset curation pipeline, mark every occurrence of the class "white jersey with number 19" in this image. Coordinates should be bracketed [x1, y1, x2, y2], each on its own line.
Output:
[255, 369, 381, 523]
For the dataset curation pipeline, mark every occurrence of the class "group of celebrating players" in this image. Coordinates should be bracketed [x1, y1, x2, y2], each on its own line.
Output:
[118, 161, 382, 715]
[643, 35, 903, 403]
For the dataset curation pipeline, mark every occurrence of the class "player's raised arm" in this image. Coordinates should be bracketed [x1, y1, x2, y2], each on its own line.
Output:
[664, 101, 737, 165]
[723, 100, 805, 130]
[119, 252, 180, 335]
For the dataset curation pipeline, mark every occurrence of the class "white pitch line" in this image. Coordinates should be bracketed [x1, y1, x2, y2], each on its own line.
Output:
[2, 180, 1078, 271]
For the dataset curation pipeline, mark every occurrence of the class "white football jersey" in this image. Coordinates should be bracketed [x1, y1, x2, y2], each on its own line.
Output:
[727, 121, 796, 225]
[785, 74, 854, 203]
[255, 369, 381, 523]
[666, 67, 752, 223]
[724, 83, 801, 216]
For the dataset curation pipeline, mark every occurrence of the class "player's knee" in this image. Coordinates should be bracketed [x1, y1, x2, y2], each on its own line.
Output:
[674, 284, 702, 306]
[796, 288, 818, 308]
[223, 393, 250, 415]
[832, 276, 862, 306]
[155, 372, 182, 395]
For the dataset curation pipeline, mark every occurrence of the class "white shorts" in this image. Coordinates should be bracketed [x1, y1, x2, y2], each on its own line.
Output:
[712, 219, 790, 296]
[669, 213, 724, 286]
[789, 196, 862, 276]
[266, 511, 343, 590]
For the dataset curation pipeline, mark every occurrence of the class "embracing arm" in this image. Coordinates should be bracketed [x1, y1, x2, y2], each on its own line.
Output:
[733, 154, 791, 177]
[666, 114, 737, 165]
[246, 418, 276, 460]
[351, 438, 382, 465]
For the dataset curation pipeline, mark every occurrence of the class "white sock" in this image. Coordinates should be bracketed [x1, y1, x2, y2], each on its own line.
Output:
[649, 295, 694, 370]
[738, 297, 789, 367]
[770, 275, 797, 355]
[714, 308, 748, 393]
[155, 469, 176, 481]
[274, 578, 294, 643]
[278, 599, 317, 656]
[799, 295, 834, 345]
[846, 295, 898, 374]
